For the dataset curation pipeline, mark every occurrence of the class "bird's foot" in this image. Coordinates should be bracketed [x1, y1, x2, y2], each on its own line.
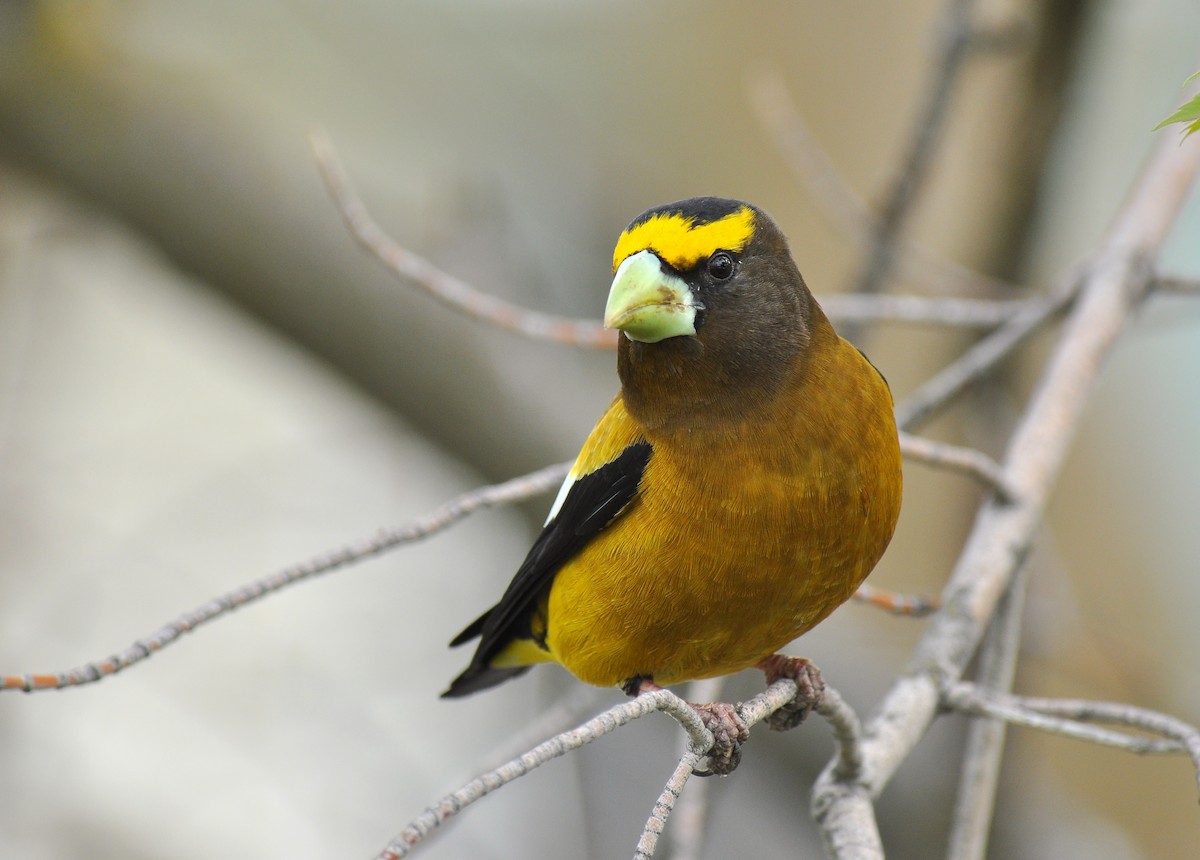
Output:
[756, 654, 826, 732]
[688, 700, 750, 777]
[623, 676, 748, 776]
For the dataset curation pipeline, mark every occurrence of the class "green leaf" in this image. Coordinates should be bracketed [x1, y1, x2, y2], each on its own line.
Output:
[1155, 72, 1200, 139]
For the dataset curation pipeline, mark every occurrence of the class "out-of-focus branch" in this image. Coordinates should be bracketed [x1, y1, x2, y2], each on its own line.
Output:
[899, 431, 1013, 499]
[316, 127, 1030, 356]
[895, 286, 1076, 431]
[851, 584, 941, 617]
[310, 129, 617, 349]
[811, 110, 1200, 858]
[747, 69, 1018, 298]
[0, 422, 951, 694]
[850, 0, 993, 312]
[0, 461, 570, 693]
[945, 561, 1029, 860]
[942, 683, 1200, 792]
[820, 293, 1032, 327]
[1154, 273, 1200, 294]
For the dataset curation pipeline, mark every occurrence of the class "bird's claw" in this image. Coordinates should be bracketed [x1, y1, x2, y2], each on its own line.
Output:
[689, 701, 750, 777]
[757, 654, 826, 731]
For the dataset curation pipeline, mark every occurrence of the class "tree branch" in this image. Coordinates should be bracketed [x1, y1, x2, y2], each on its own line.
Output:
[0, 461, 570, 693]
[747, 68, 1018, 299]
[849, 0, 986, 312]
[633, 752, 705, 860]
[820, 293, 1034, 328]
[812, 120, 1200, 857]
[851, 584, 941, 617]
[378, 678, 821, 859]
[945, 560, 1029, 860]
[1154, 273, 1200, 294]
[309, 129, 617, 349]
[375, 688, 711, 860]
[942, 683, 1200, 792]
[666, 677, 728, 860]
[894, 287, 1076, 432]
[898, 431, 1014, 499]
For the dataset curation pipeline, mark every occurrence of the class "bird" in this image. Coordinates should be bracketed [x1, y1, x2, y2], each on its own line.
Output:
[442, 197, 902, 770]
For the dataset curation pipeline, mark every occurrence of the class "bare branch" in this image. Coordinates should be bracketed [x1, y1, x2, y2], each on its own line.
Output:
[821, 293, 1033, 328]
[895, 288, 1075, 431]
[965, 19, 1034, 55]
[747, 69, 1018, 298]
[319, 119, 1029, 352]
[309, 129, 616, 349]
[377, 687, 714, 859]
[942, 683, 1200, 793]
[812, 104, 1200, 857]
[666, 677, 728, 860]
[809, 688, 881, 860]
[946, 562, 1030, 860]
[0, 461, 570, 693]
[633, 752, 705, 860]
[850, 584, 941, 617]
[818, 686, 868, 783]
[850, 0, 986, 309]
[379, 674, 859, 859]
[478, 685, 604, 773]
[1154, 273, 1200, 294]
[899, 431, 1014, 499]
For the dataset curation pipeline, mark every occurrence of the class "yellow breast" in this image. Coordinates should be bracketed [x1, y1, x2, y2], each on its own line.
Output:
[544, 335, 901, 688]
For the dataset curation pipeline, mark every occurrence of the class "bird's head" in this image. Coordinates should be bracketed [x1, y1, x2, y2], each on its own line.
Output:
[605, 197, 825, 432]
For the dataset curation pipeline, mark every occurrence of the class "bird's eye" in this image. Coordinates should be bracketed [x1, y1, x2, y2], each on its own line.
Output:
[707, 251, 735, 281]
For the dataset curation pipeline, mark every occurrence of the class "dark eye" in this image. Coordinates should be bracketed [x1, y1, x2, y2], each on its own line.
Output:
[707, 251, 735, 281]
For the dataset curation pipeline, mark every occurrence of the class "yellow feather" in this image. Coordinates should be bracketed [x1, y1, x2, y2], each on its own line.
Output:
[612, 207, 756, 272]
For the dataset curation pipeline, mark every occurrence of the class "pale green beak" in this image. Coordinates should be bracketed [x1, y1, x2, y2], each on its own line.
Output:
[603, 250, 699, 343]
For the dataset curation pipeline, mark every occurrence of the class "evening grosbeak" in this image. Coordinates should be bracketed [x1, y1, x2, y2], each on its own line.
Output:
[443, 198, 902, 765]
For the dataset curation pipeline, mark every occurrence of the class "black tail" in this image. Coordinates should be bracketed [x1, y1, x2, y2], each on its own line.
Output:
[440, 664, 531, 698]
[448, 609, 490, 648]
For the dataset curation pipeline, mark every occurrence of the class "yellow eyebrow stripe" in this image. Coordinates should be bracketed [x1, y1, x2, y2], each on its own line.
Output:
[612, 207, 756, 272]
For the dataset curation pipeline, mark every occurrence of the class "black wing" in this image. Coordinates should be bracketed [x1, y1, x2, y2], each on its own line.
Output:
[441, 440, 652, 697]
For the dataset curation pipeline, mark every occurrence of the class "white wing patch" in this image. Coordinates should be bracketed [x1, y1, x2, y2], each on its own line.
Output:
[544, 467, 579, 525]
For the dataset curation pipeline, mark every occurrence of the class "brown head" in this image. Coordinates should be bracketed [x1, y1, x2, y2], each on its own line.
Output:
[604, 197, 832, 434]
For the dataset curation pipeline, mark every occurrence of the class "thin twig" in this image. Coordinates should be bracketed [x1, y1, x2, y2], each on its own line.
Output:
[819, 686, 867, 783]
[809, 687, 876, 859]
[945, 560, 1029, 860]
[1154, 274, 1200, 294]
[812, 100, 1200, 858]
[380, 678, 858, 859]
[633, 752, 705, 860]
[310, 129, 616, 349]
[1017, 694, 1200, 779]
[942, 683, 1200, 794]
[851, 584, 941, 617]
[747, 68, 1018, 298]
[894, 288, 1075, 432]
[668, 677, 729, 860]
[821, 293, 1032, 328]
[849, 0, 986, 314]
[377, 688, 713, 859]
[320, 116, 1033, 347]
[478, 684, 604, 773]
[0, 461, 570, 693]
[899, 431, 1014, 500]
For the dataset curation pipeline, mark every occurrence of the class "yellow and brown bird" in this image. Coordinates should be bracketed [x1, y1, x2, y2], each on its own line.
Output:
[443, 198, 901, 763]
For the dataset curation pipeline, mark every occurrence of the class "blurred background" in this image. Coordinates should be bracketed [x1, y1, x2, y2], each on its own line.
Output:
[1, 1, 1198, 857]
